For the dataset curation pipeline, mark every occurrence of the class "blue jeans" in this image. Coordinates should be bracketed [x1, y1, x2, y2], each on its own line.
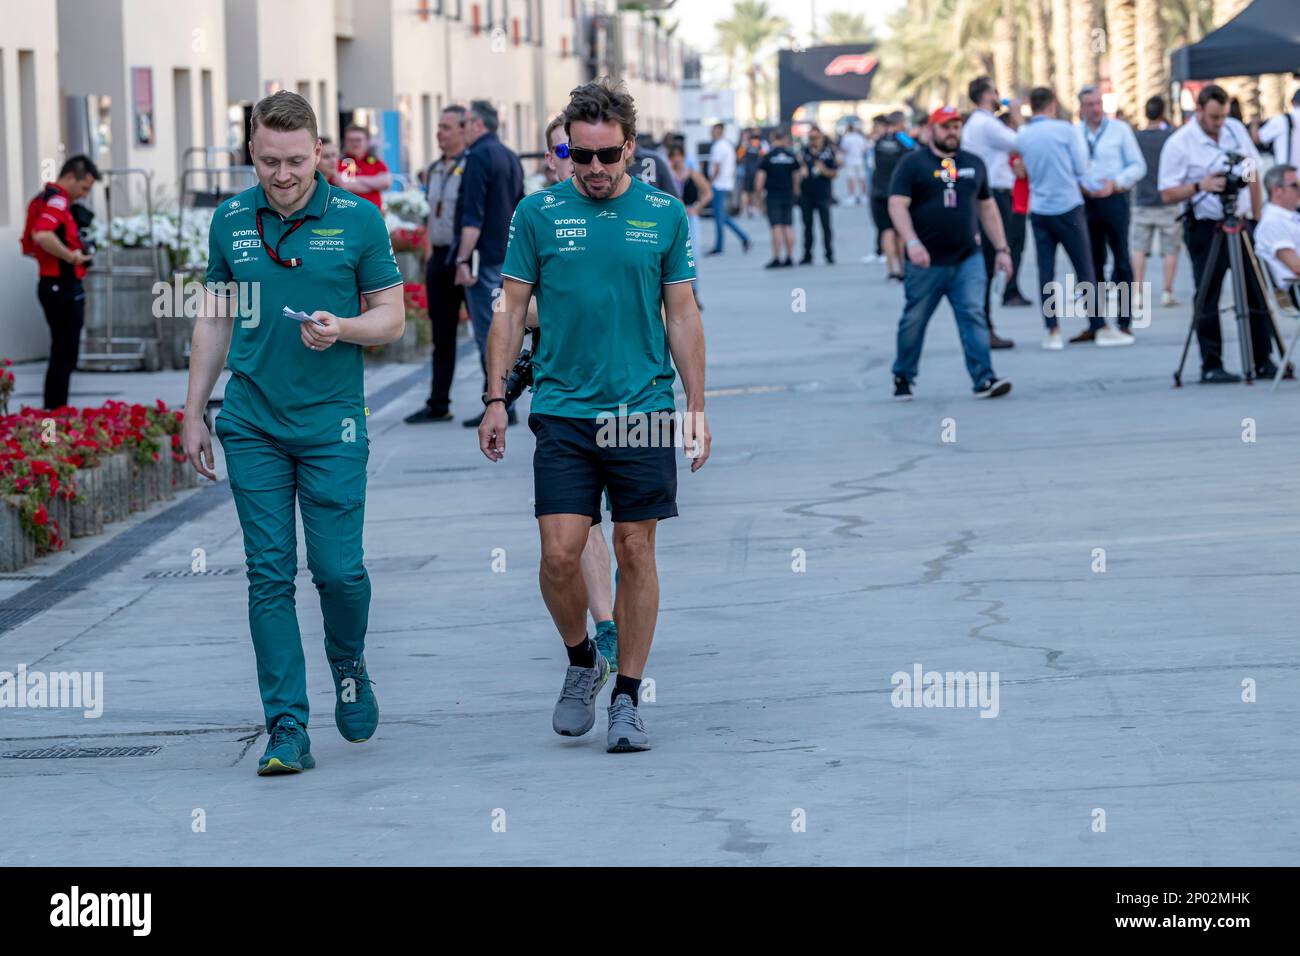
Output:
[463, 259, 503, 389]
[892, 251, 996, 390]
[710, 189, 749, 251]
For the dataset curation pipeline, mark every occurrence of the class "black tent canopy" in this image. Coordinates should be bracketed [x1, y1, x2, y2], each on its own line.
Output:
[1171, 0, 1300, 81]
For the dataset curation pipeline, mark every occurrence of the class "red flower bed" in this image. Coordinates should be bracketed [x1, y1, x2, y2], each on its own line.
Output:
[390, 225, 428, 253]
[0, 376, 185, 552]
[404, 282, 428, 312]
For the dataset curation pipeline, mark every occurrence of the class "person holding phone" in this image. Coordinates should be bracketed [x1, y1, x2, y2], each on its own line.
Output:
[182, 91, 405, 776]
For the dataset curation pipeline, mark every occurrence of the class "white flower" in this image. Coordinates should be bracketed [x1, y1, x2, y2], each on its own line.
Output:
[382, 189, 430, 224]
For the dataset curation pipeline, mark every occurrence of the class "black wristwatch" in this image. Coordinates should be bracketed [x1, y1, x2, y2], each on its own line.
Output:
[482, 395, 506, 408]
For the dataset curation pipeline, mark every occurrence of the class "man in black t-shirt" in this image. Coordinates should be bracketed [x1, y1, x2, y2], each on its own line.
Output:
[870, 112, 913, 279]
[798, 125, 838, 264]
[754, 128, 801, 267]
[886, 106, 1013, 400]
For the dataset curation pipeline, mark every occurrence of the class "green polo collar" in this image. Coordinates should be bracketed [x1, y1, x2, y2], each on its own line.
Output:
[254, 170, 332, 221]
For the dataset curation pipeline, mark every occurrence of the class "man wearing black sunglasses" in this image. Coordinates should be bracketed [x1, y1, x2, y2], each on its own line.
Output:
[479, 78, 711, 754]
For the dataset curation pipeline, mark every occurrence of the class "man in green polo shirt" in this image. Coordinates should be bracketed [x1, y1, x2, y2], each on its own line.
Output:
[479, 78, 711, 753]
[181, 91, 405, 776]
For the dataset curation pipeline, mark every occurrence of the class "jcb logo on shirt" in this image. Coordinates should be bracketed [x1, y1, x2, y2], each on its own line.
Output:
[232, 239, 261, 250]
[556, 227, 587, 238]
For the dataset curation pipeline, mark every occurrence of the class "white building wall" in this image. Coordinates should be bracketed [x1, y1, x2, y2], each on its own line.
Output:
[1, 0, 66, 361]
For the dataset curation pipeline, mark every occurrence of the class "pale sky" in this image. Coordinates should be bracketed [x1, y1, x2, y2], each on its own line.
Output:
[673, 0, 904, 55]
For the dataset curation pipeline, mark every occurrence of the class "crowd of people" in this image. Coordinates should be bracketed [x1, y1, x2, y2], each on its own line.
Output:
[764, 76, 1300, 394]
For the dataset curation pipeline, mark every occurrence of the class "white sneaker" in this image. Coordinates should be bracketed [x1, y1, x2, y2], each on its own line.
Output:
[1095, 325, 1135, 347]
[1041, 330, 1064, 350]
[1161, 290, 1179, 307]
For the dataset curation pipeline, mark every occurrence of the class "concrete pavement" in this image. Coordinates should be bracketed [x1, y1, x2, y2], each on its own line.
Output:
[2, 202, 1298, 866]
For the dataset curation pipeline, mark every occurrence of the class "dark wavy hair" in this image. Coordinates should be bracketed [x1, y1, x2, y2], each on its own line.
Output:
[563, 77, 637, 143]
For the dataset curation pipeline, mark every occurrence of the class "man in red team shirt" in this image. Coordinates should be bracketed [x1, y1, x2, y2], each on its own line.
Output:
[337, 124, 392, 208]
[26, 155, 101, 409]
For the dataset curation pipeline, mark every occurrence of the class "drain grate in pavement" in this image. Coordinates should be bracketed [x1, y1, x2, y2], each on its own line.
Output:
[0, 745, 161, 759]
[141, 554, 433, 581]
[142, 567, 243, 579]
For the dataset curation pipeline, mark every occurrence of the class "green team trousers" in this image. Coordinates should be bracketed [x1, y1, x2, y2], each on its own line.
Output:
[215, 412, 370, 731]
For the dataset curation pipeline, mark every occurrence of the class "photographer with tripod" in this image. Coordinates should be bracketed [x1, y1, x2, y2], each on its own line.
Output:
[1158, 85, 1278, 383]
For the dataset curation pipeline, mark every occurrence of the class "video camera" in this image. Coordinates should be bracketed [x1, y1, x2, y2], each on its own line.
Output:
[71, 202, 96, 268]
[504, 329, 538, 404]
[1217, 150, 1251, 218]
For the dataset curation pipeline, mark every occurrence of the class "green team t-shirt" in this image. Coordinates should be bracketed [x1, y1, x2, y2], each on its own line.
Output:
[205, 171, 402, 444]
[501, 176, 696, 418]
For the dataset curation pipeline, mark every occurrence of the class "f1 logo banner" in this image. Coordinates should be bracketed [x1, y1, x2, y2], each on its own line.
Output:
[778, 44, 879, 123]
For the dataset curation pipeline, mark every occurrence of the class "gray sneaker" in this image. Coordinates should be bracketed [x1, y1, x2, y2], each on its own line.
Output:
[552, 653, 610, 737]
[606, 695, 651, 752]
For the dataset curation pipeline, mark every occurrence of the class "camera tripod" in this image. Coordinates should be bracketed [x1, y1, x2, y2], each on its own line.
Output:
[1173, 203, 1292, 386]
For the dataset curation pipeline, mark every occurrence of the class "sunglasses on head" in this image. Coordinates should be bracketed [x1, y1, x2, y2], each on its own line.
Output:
[568, 143, 626, 165]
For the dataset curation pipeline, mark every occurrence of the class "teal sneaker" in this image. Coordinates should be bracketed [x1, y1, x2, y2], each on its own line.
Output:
[593, 620, 619, 673]
[257, 716, 315, 775]
[330, 656, 379, 742]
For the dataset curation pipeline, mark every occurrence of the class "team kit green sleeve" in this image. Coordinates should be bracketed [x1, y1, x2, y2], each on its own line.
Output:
[502, 201, 540, 284]
[662, 206, 697, 285]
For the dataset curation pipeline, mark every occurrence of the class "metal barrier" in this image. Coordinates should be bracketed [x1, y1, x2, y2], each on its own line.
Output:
[80, 168, 165, 372]
[170, 163, 257, 368]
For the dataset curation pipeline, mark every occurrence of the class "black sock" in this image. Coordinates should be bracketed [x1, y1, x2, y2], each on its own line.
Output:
[566, 637, 596, 669]
[612, 674, 641, 706]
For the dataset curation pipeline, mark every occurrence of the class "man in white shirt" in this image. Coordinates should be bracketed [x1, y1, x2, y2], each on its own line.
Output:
[961, 76, 1026, 346]
[1258, 89, 1300, 167]
[1158, 84, 1276, 382]
[1075, 84, 1146, 336]
[839, 121, 870, 205]
[1254, 164, 1300, 289]
[706, 123, 751, 256]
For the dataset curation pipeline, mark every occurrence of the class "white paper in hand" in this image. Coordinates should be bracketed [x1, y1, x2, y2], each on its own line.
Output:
[283, 306, 326, 326]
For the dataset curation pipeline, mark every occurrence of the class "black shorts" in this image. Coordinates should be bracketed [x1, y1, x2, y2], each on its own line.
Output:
[870, 195, 894, 232]
[529, 412, 678, 524]
[767, 194, 794, 226]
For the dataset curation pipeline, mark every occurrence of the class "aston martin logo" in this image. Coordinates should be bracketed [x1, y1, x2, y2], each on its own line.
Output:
[312, 228, 344, 236]
[626, 219, 657, 228]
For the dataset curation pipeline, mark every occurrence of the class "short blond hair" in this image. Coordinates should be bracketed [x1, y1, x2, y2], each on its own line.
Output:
[544, 112, 566, 151]
[251, 90, 318, 141]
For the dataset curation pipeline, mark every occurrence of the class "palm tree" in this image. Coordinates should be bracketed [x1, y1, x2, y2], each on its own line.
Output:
[1071, 0, 1101, 99]
[992, 0, 1017, 98]
[715, 0, 789, 124]
[1051, 0, 1073, 95]
[881, 0, 1000, 107]
[1104, 0, 1138, 121]
[1163, 0, 1213, 47]
[1134, 0, 1166, 114]
[823, 10, 874, 44]
[1027, 0, 1053, 89]
[1212, 0, 1256, 119]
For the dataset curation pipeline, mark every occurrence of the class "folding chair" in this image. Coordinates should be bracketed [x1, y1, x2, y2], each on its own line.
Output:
[1269, 275, 1300, 391]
